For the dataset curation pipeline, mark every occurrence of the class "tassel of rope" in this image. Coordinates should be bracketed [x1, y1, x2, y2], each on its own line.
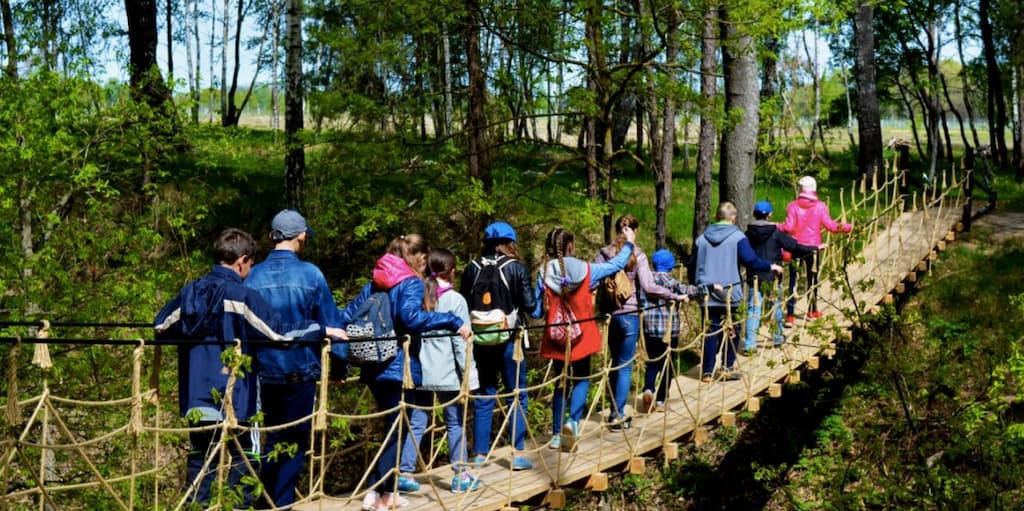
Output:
[147, 345, 161, 404]
[6, 338, 19, 425]
[315, 340, 331, 432]
[128, 341, 144, 436]
[222, 340, 241, 429]
[513, 326, 525, 363]
[31, 319, 52, 370]
[636, 308, 648, 363]
[401, 335, 415, 390]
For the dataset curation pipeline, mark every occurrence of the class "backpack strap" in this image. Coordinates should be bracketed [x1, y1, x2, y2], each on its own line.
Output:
[471, 254, 514, 292]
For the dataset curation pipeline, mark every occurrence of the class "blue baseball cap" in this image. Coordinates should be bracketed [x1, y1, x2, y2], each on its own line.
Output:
[271, 209, 312, 240]
[484, 221, 517, 242]
[651, 249, 676, 273]
[753, 200, 773, 216]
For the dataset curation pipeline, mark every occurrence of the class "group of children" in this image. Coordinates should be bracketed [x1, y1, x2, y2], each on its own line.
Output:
[154, 175, 850, 511]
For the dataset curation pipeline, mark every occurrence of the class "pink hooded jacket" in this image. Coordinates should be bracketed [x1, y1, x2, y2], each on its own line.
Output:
[778, 191, 852, 247]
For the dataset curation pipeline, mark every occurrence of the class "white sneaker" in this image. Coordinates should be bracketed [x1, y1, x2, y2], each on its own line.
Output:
[364, 492, 408, 511]
[361, 490, 379, 511]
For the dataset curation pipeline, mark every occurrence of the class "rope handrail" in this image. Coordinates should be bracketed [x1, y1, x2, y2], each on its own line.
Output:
[0, 166, 974, 510]
[0, 301, 683, 346]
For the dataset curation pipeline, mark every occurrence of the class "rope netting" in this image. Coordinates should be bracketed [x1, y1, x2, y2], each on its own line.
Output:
[0, 165, 972, 510]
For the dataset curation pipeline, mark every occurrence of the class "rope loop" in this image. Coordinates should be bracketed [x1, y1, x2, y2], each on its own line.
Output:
[401, 335, 415, 390]
[6, 336, 20, 425]
[32, 319, 52, 370]
[128, 340, 144, 436]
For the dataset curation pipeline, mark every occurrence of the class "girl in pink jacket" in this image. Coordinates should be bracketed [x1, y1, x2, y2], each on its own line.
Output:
[778, 176, 852, 325]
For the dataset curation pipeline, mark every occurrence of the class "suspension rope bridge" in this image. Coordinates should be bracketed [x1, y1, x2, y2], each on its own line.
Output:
[0, 165, 975, 511]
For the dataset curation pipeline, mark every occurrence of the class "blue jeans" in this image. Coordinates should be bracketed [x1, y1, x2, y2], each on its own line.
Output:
[399, 395, 430, 474]
[787, 254, 819, 316]
[701, 307, 738, 377]
[744, 282, 785, 350]
[400, 391, 468, 473]
[551, 358, 592, 435]
[607, 314, 639, 419]
[186, 421, 259, 506]
[472, 341, 528, 455]
[259, 381, 315, 508]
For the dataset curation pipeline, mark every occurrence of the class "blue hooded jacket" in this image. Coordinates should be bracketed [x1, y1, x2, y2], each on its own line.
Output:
[694, 223, 772, 307]
[154, 266, 324, 422]
[339, 254, 464, 385]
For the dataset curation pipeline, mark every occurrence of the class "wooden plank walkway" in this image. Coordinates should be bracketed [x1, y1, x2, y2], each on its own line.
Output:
[297, 203, 965, 511]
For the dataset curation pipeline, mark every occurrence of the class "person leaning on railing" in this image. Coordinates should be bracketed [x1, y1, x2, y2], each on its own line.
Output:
[534, 225, 635, 452]
[153, 227, 346, 506]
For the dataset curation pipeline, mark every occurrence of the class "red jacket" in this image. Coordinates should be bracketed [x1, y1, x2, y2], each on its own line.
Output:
[778, 192, 851, 247]
[540, 265, 601, 362]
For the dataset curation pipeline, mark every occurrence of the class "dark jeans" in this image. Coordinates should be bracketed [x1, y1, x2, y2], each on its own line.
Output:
[258, 380, 316, 509]
[701, 307, 738, 377]
[787, 253, 819, 316]
[186, 420, 260, 506]
[643, 332, 678, 402]
[367, 381, 410, 492]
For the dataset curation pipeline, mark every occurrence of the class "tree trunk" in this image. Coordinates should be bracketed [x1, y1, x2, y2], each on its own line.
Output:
[125, 0, 173, 109]
[1015, 64, 1023, 181]
[719, 7, 758, 229]
[208, 0, 215, 123]
[896, 72, 925, 160]
[953, 3, 981, 149]
[223, 0, 246, 126]
[979, 0, 1008, 166]
[165, 0, 173, 81]
[285, 0, 304, 208]
[1, 0, 17, 78]
[655, 16, 680, 250]
[192, 0, 201, 123]
[184, 0, 198, 124]
[693, 5, 717, 242]
[271, 0, 281, 132]
[220, 0, 229, 124]
[854, 2, 884, 180]
[760, 35, 779, 146]
[442, 22, 453, 139]
[465, 0, 491, 193]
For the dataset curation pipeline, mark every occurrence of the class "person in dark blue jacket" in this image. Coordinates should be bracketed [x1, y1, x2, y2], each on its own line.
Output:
[153, 228, 345, 506]
[743, 201, 819, 352]
[244, 210, 345, 510]
[693, 203, 782, 383]
[338, 234, 471, 511]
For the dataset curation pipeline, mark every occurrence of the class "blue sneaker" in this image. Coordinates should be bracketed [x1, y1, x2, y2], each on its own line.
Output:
[512, 455, 533, 471]
[451, 472, 481, 493]
[549, 434, 561, 450]
[396, 475, 420, 493]
[472, 454, 487, 467]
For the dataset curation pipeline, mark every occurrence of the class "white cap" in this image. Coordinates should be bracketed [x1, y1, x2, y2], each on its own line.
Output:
[798, 176, 817, 192]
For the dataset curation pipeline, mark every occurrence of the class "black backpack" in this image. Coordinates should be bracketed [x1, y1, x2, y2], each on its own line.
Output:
[467, 255, 517, 345]
[345, 289, 398, 365]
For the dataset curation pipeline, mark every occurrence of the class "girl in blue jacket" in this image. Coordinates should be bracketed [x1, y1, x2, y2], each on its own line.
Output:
[340, 235, 472, 511]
